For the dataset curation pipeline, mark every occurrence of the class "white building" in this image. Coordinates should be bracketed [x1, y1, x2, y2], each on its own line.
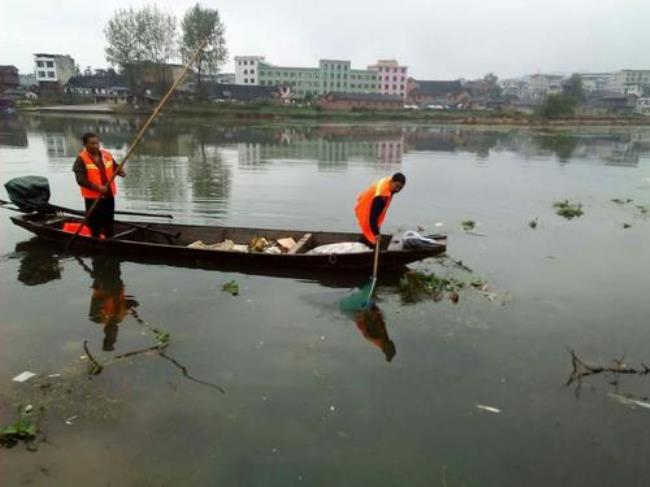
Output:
[33, 53, 75, 86]
[578, 73, 612, 92]
[367, 60, 408, 99]
[234, 56, 265, 85]
[607, 70, 650, 94]
[524, 74, 564, 101]
[637, 97, 650, 116]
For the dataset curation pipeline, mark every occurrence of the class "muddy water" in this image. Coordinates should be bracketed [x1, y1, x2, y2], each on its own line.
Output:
[1, 115, 650, 486]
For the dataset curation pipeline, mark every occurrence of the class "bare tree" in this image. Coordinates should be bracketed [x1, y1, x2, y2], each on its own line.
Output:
[105, 5, 177, 91]
[180, 3, 227, 95]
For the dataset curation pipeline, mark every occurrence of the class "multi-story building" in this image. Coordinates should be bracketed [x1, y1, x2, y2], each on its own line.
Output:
[523, 74, 564, 101]
[637, 97, 650, 116]
[607, 70, 650, 94]
[255, 58, 378, 98]
[367, 60, 408, 99]
[578, 73, 612, 92]
[33, 53, 75, 89]
[234, 56, 265, 85]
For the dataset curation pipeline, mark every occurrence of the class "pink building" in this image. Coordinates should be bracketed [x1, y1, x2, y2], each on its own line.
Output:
[368, 60, 408, 99]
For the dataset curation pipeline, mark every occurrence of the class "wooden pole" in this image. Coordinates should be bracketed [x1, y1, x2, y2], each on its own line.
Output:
[65, 38, 209, 250]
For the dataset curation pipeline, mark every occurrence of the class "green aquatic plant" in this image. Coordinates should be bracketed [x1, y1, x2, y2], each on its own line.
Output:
[0, 418, 37, 448]
[611, 198, 633, 205]
[529, 218, 538, 229]
[623, 223, 632, 229]
[461, 220, 476, 231]
[398, 271, 460, 304]
[637, 205, 649, 216]
[553, 200, 584, 219]
[222, 280, 239, 296]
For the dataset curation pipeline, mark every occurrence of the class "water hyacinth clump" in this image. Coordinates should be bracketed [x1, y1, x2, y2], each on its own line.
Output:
[553, 200, 584, 219]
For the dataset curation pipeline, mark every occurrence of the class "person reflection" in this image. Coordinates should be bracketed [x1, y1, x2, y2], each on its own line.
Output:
[354, 304, 396, 362]
[88, 256, 138, 351]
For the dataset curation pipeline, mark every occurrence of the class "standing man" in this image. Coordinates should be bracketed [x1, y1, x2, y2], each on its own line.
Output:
[355, 172, 406, 247]
[72, 132, 125, 238]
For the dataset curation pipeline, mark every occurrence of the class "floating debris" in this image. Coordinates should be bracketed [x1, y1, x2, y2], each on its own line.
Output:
[222, 280, 239, 296]
[623, 223, 632, 229]
[553, 200, 584, 219]
[608, 393, 650, 411]
[529, 218, 538, 229]
[611, 198, 633, 205]
[637, 205, 649, 216]
[12, 371, 37, 383]
[398, 271, 461, 304]
[476, 404, 501, 414]
[461, 220, 476, 231]
[0, 418, 37, 448]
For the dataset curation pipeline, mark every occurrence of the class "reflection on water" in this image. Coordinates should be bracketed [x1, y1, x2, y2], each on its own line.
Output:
[14, 239, 63, 285]
[353, 304, 396, 362]
[84, 256, 138, 352]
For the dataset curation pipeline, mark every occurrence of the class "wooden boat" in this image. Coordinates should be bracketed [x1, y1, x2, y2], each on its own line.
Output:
[10, 211, 446, 272]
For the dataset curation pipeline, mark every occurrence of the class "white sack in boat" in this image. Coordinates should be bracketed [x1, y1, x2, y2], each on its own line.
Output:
[307, 242, 370, 255]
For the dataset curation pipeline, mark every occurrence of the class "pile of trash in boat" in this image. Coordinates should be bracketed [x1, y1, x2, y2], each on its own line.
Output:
[187, 235, 371, 255]
[186, 230, 442, 255]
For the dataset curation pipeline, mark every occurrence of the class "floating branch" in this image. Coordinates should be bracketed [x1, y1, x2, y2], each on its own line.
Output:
[566, 348, 650, 387]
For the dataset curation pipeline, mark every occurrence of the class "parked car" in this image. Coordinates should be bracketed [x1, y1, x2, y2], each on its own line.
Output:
[403, 104, 420, 110]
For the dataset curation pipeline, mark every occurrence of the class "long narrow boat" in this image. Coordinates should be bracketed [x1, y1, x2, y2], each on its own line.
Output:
[10, 212, 446, 272]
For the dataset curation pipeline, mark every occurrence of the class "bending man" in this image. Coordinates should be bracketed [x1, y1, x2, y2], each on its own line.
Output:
[355, 172, 406, 247]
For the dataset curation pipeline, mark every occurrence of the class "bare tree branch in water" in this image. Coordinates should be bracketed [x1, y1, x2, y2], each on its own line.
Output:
[83, 340, 104, 375]
[159, 352, 225, 394]
[566, 348, 650, 395]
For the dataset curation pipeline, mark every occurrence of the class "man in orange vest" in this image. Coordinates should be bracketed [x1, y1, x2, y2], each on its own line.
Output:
[355, 172, 406, 247]
[72, 132, 125, 238]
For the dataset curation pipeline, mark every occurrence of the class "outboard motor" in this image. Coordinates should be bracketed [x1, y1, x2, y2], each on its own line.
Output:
[4, 176, 52, 212]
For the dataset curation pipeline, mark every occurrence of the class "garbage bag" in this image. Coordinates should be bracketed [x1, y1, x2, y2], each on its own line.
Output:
[401, 230, 441, 250]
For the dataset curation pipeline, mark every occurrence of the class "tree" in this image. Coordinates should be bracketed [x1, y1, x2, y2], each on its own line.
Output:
[562, 73, 584, 104]
[84, 66, 93, 77]
[483, 72, 502, 100]
[180, 3, 227, 95]
[105, 5, 177, 90]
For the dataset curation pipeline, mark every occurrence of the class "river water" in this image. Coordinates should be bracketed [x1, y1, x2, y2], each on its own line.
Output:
[1, 114, 650, 486]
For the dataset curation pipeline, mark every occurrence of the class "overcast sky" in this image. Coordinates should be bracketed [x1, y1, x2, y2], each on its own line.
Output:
[2, 0, 649, 80]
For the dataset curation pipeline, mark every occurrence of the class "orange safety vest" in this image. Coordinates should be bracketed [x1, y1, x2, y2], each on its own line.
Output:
[78, 148, 117, 199]
[355, 176, 392, 244]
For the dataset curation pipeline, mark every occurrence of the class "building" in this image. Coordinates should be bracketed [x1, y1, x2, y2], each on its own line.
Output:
[578, 73, 612, 93]
[234, 56, 265, 85]
[215, 72, 235, 84]
[316, 92, 403, 111]
[586, 93, 640, 114]
[33, 53, 76, 92]
[607, 70, 650, 94]
[207, 83, 283, 103]
[65, 70, 130, 104]
[235, 56, 379, 98]
[637, 97, 650, 116]
[524, 74, 564, 101]
[500, 78, 527, 99]
[406, 79, 467, 107]
[367, 60, 408, 99]
[0, 65, 20, 92]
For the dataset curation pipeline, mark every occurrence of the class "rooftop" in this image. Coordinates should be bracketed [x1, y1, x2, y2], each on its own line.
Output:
[323, 92, 403, 102]
[411, 80, 464, 97]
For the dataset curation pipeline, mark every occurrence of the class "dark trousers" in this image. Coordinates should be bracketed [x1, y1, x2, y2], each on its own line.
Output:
[85, 197, 115, 238]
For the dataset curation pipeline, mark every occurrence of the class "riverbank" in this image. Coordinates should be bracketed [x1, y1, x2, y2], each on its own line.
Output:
[21, 103, 650, 126]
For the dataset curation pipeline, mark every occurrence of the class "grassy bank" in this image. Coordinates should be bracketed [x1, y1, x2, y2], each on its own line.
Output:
[23, 102, 650, 126]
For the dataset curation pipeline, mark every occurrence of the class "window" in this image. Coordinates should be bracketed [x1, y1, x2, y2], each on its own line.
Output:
[250, 69, 255, 74]
[38, 71, 46, 77]
[244, 69, 248, 74]
[393, 76, 397, 81]
[37, 61, 44, 67]
[244, 78, 248, 83]
[400, 85, 404, 90]
[401, 76, 405, 82]
[238, 60, 241, 65]
[392, 85, 397, 90]
[337, 64, 341, 70]
[47, 72, 55, 78]
[393, 67, 398, 72]
[401, 67, 406, 73]
[385, 84, 389, 90]
[46, 61, 54, 68]
[244, 60, 248, 65]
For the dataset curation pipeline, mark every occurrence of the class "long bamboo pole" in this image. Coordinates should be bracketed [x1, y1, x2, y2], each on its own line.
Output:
[65, 38, 209, 250]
